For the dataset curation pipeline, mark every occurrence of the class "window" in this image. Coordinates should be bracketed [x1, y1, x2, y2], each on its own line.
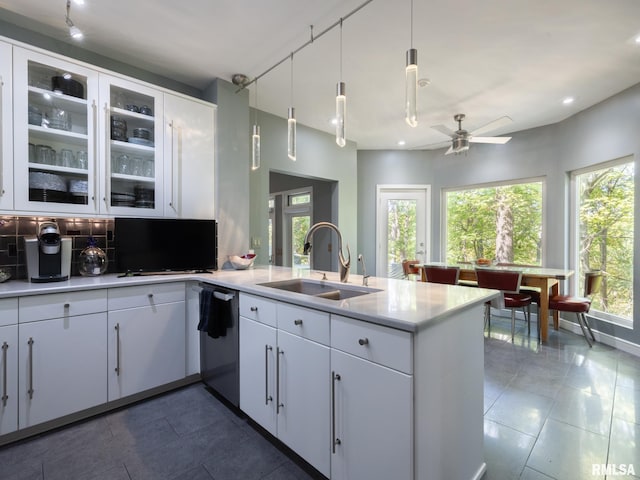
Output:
[444, 179, 543, 264]
[572, 157, 634, 326]
[283, 188, 312, 269]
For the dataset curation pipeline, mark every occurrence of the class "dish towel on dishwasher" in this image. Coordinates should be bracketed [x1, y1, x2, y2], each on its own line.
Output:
[198, 288, 230, 338]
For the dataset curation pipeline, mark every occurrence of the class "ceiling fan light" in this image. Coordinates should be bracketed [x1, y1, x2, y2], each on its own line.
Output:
[69, 25, 83, 39]
[452, 137, 469, 153]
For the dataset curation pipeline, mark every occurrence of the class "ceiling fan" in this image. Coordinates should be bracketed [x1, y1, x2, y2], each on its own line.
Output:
[431, 114, 513, 155]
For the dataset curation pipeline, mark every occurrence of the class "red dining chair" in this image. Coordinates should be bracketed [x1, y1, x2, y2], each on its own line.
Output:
[424, 265, 460, 285]
[475, 268, 536, 342]
[402, 260, 421, 281]
[495, 263, 541, 307]
[548, 271, 603, 347]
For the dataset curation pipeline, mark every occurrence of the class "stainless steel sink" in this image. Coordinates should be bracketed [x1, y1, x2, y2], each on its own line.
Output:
[258, 278, 381, 300]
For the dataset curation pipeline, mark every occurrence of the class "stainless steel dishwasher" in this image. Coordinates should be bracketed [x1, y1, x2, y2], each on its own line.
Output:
[199, 286, 239, 407]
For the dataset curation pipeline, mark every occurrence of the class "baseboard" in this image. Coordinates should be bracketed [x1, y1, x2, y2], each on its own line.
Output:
[558, 318, 640, 357]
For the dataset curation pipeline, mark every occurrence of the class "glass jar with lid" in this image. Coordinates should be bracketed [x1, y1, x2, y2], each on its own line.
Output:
[78, 236, 108, 276]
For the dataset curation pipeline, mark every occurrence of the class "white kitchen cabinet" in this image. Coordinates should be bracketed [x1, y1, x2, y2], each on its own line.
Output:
[0, 41, 13, 212]
[18, 312, 108, 429]
[239, 315, 277, 434]
[98, 74, 164, 216]
[107, 283, 185, 401]
[0, 320, 18, 436]
[163, 93, 215, 219]
[239, 294, 330, 477]
[330, 316, 413, 480]
[13, 46, 99, 214]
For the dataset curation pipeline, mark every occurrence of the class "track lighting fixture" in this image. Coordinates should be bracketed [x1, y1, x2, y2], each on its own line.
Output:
[288, 54, 296, 161]
[65, 0, 83, 40]
[335, 19, 346, 147]
[251, 80, 261, 170]
[405, 0, 418, 127]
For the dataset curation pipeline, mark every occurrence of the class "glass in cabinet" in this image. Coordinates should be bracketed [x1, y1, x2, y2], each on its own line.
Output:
[98, 76, 163, 216]
[13, 47, 98, 214]
[0, 41, 13, 212]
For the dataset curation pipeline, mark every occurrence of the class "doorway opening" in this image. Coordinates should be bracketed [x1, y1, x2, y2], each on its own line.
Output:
[376, 185, 430, 278]
[269, 172, 338, 272]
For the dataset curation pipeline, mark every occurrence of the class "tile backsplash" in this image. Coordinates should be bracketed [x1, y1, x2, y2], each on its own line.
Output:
[0, 216, 115, 280]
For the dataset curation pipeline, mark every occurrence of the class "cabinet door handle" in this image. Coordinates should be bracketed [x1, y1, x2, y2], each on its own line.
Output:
[103, 102, 111, 209]
[250, 306, 258, 312]
[64, 303, 70, 309]
[27, 337, 34, 399]
[1, 341, 8, 407]
[264, 345, 272, 405]
[276, 347, 284, 414]
[294, 319, 303, 326]
[168, 120, 179, 213]
[114, 323, 121, 375]
[0, 75, 4, 197]
[91, 100, 98, 205]
[358, 338, 369, 346]
[332, 371, 341, 453]
[147, 293, 154, 300]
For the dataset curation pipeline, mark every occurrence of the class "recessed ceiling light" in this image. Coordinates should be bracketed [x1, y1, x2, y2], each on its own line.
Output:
[635, 35, 640, 44]
[397, 140, 406, 146]
[562, 97, 575, 105]
[331, 118, 338, 126]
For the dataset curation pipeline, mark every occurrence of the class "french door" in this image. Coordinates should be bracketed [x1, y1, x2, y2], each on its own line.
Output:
[376, 185, 430, 278]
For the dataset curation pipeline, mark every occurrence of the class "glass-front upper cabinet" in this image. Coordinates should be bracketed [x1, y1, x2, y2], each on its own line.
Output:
[13, 47, 98, 214]
[0, 41, 13, 212]
[98, 75, 163, 216]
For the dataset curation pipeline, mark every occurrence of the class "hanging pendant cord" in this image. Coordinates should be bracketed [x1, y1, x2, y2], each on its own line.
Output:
[235, 0, 375, 92]
[339, 18, 343, 81]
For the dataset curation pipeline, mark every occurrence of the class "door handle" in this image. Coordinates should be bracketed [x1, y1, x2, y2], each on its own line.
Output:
[276, 347, 284, 413]
[27, 337, 34, 399]
[332, 371, 341, 453]
[264, 345, 272, 405]
[1, 341, 8, 406]
[114, 323, 121, 375]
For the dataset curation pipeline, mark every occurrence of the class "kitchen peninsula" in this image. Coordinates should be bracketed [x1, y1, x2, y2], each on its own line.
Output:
[0, 266, 497, 480]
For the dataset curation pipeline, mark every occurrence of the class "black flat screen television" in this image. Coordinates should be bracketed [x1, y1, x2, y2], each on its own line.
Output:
[115, 218, 217, 274]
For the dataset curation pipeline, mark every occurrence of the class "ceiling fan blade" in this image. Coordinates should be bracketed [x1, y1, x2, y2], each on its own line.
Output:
[431, 124, 456, 137]
[410, 140, 450, 150]
[469, 136, 512, 144]
[470, 116, 513, 136]
[444, 145, 455, 155]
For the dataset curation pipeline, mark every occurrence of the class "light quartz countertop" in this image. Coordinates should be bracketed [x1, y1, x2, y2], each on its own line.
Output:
[0, 266, 498, 333]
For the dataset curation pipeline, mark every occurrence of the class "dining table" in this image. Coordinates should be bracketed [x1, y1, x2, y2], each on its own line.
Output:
[419, 263, 574, 342]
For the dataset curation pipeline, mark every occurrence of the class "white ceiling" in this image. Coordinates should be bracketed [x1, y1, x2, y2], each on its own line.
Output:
[1, 0, 639, 150]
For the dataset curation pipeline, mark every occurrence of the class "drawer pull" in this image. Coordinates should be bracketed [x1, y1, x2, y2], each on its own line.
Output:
[358, 338, 369, 346]
[114, 323, 121, 375]
[148, 293, 154, 299]
[265, 345, 273, 405]
[63, 303, 70, 309]
[294, 319, 303, 326]
[1, 342, 8, 406]
[332, 371, 341, 453]
[27, 337, 34, 399]
[276, 348, 284, 414]
[250, 306, 258, 312]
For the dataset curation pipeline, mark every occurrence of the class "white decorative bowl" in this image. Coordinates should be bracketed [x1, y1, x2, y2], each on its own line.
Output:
[229, 254, 256, 270]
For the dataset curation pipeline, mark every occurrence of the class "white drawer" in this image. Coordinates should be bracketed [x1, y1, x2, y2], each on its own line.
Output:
[277, 303, 330, 346]
[19, 290, 108, 323]
[0, 297, 18, 326]
[108, 282, 185, 310]
[331, 315, 413, 374]
[239, 293, 277, 327]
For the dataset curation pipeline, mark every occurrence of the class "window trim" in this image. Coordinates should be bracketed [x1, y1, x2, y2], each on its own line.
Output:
[569, 155, 634, 329]
[441, 176, 546, 264]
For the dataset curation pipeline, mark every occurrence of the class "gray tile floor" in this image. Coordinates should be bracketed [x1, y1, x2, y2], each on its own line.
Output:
[1, 317, 639, 480]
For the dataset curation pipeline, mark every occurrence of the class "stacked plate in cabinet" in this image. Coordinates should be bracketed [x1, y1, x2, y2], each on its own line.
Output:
[134, 185, 154, 208]
[111, 192, 136, 207]
[129, 127, 153, 147]
[29, 172, 68, 203]
[69, 179, 88, 204]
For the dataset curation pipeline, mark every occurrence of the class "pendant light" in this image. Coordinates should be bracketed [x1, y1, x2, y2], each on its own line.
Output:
[335, 19, 346, 147]
[251, 80, 261, 170]
[405, 0, 418, 127]
[287, 53, 297, 161]
[65, 0, 83, 40]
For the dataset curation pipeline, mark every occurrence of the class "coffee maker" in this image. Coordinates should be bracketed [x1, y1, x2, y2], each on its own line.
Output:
[25, 221, 72, 282]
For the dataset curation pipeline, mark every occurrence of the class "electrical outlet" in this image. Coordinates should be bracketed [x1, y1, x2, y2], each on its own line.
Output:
[251, 237, 262, 249]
